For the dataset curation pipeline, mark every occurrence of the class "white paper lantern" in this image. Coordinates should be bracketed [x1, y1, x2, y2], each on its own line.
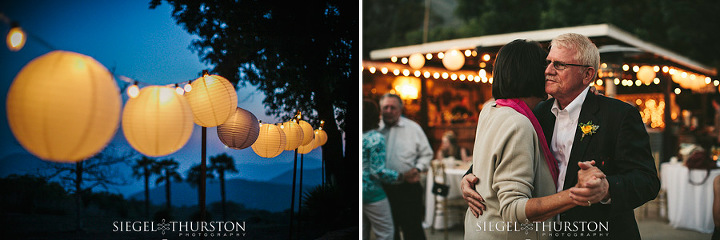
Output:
[185, 74, 238, 127]
[442, 49, 465, 71]
[408, 53, 425, 69]
[297, 136, 316, 154]
[217, 107, 260, 150]
[315, 129, 328, 146]
[6, 51, 121, 162]
[252, 123, 286, 158]
[297, 120, 314, 146]
[637, 66, 656, 85]
[281, 121, 304, 150]
[122, 86, 194, 157]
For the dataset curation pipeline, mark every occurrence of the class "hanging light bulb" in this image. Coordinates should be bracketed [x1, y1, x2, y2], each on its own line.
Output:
[184, 81, 192, 92]
[127, 83, 140, 98]
[175, 84, 184, 95]
[6, 23, 26, 51]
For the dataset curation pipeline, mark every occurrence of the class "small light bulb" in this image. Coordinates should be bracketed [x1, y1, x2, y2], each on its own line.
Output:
[482, 54, 491, 62]
[369, 67, 376, 73]
[176, 86, 185, 95]
[426, 53, 433, 60]
[391, 56, 397, 62]
[674, 88, 681, 94]
[401, 57, 408, 64]
[6, 26, 26, 51]
[184, 83, 192, 92]
[127, 84, 140, 98]
[622, 64, 630, 71]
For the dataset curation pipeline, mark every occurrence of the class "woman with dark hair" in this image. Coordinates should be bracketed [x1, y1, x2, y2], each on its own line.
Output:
[362, 99, 401, 240]
[464, 39, 592, 239]
[435, 130, 471, 162]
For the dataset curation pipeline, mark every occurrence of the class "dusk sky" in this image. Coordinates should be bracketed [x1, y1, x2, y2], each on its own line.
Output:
[0, 0, 323, 197]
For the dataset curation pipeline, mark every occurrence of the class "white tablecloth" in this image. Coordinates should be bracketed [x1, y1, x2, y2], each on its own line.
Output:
[423, 164, 468, 230]
[661, 162, 720, 233]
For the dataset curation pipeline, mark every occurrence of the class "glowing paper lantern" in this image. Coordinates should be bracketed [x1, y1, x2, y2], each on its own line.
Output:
[637, 66, 656, 85]
[315, 129, 328, 146]
[297, 136, 316, 154]
[281, 121, 304, 150]
[297, 120, 314, 146]
[442, 49, 465, 71]
[408, 53, 425, 69]
[185, 74, 238, 127]
[122, 86, 194, 157]
[252, 123, 287, 158]
[217, 107, 260, 150]
[7, 51, 121, 162]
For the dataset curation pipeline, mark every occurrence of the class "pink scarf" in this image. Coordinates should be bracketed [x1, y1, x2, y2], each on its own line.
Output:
[495, 98, 559, 188]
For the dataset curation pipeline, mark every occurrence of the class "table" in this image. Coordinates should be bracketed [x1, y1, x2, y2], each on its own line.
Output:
[661, 162, 720, 233]
[422, 160, 469, 230]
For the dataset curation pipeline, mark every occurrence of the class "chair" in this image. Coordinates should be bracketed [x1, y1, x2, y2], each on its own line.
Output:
[429, 159, 466, 240]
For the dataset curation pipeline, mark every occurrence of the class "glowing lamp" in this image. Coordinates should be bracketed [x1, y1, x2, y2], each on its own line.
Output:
[217, 107, 260, 150]
[297, 120, 314, 146]
[7, 51, 121, 162]
[185, 73, 238, 127]
[297, 136, 316, 154]
[281, 120, 304, 150]
[6, 26, 26, 51]
[442, 49, 465, 71]
[637, 66, 655, 85]
[315, 129, 328, 146]
[408, 53, 425, 69]
[252, 123, 287, 158]
[122, 86, 194, 157]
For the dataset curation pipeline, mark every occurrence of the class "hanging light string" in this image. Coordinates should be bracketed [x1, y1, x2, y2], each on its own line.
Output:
[1, 13, 57, 51]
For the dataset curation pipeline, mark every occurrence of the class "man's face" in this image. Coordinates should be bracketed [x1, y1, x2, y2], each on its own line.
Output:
[380, 97, 402, 126]
[544, 46, 591, 99]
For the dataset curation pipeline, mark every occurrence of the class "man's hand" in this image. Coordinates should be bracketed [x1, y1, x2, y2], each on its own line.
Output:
[403, 168, 420, 183]
[461, 173, 486, 217]
[570, 161, 610, 206]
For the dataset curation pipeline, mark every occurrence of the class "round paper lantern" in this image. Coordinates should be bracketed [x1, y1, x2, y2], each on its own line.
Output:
[185, 74, 238, 127]
[637, 66, 655, 85]
[315, 129, 328, 146]
[7, 51, 121, 162]
[217, 107, 260, 150]
[252, 123, 286, 158]
[442, 49, 465, 71]
[281, 121, 304, 150]
[297, 136, 316, 154]
[297, 120, 314, 146]
[122, 86, 194, 157]
[408, 53, 425, 69]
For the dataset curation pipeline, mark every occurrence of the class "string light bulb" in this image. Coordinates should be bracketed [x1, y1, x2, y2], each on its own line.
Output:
[183, 81, 192, 92]
[6, 23, 26, 51]
[127, 83, 140, 98]
[175, 83, 184, 95]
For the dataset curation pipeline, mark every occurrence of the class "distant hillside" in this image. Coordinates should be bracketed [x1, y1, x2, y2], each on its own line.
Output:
[0, 152, 46, 177]
[130, 167, 323, 212]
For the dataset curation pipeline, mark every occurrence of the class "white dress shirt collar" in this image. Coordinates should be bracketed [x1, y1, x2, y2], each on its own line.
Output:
[551, 86, 590, 119]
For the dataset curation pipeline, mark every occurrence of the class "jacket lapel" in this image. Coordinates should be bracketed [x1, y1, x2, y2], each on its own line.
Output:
[563, 91, 600, 189]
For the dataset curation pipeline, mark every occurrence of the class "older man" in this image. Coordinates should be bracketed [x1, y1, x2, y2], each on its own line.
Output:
[462, 33, 660, 239]
[378, 93, 433, 240]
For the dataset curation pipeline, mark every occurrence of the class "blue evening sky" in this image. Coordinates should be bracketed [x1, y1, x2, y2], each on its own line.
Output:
[0, 0, 323, 197]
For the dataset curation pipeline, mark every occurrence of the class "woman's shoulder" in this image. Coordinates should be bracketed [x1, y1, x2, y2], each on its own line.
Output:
[362, 130, 385, 146]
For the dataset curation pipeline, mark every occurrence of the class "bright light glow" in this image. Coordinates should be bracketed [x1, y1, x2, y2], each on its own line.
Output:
[662, 66, 669, 73]
[442, 49, 465, 71]
[653, 78, 660, 84]
[393, 77, 420, 100]
[623, 64, 630, 71]
[479, 62, 486, 68]
[381, 67, 388, 74]
[674, 88, 681, 94]
[459, 74, 466, 81]
[669, 68, 677, 75]
[184, 83, 192, 92]
[471, 50, 477, 57]
[468, 75, 474, 81]
[127, 84, 140, 98]
[715, 80, 719, 86]
[442, 72, 449, 79]
[596, 79, 603, 86]
[414, 70, 421, 77]
[175, 86, 185, 95]
[426, 53, 433, 60]
[614, 78, 620, 85]
[601, 63, 607, 68]
[438, 52, 445, 59]
[450, 73, 457, 80]
[369, 67, 376, 73]
[393, 69, 400, 75]
[423, 71, 431, 78]
[433, 72, 440, 79]
[489, 77, 493, 84]
[481, 77, 488, 83]
[653, 66, 660, 72]
[479, 69, 487, 78]
[401, 57, 408, 64]
[482, 54, 491, 62]
[633, 66, 640, 73]
[408, 53, 425, 69]
[706, 77, 712, 84]
[7, 27, 26, 51]
[635, 80, 641, 86]
[391, 56, 397, 62]
[464, 50, 471, 57]
[402, 69, 410, 76]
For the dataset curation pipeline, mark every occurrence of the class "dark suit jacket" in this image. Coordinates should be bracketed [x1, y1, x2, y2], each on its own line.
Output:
[535, 91, 660, 239]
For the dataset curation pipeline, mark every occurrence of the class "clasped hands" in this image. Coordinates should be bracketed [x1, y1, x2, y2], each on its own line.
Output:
[461, 160, 610, 218]
[400, 168, 421, 183]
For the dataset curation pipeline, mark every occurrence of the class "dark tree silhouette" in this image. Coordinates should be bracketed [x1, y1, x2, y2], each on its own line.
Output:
[152, 159, 182, 211]
[132, 156, 157, 219]
[149, 1, 359, 199]
[209, 153, 238, 221]
[42, 145, 133, 231]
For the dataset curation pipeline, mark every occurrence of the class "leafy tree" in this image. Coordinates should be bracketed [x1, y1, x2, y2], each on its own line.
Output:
[131, 156, 157, 219]
[209, 153, 238, 221]
[152, 159, 182, 211]
[149, 0, 358, 206]
[186, 163, 215, 188]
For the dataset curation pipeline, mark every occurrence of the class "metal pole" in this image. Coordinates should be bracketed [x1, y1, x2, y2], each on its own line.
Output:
[289, 149, 299, 239]
[298, 153, 305, 226]
[200, 126, 207, 221]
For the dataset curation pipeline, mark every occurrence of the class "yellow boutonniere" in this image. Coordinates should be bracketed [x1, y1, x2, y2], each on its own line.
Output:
[578, 121, 599, 141]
